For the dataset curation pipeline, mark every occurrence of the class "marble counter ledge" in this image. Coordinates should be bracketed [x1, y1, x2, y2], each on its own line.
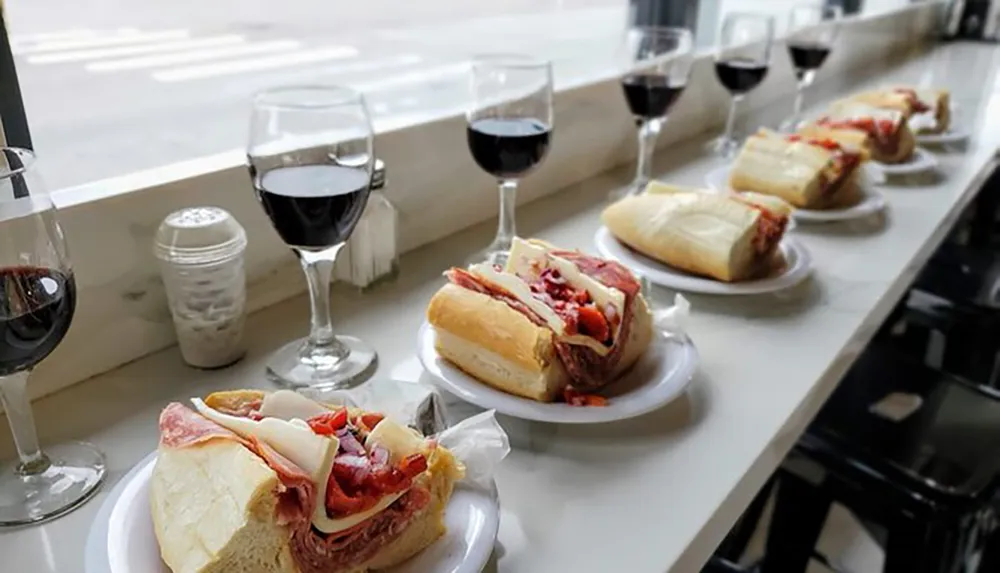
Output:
[6, 41, 1000, 573]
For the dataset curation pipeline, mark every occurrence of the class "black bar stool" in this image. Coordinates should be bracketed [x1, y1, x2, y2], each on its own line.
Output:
[760, 346, 1000, 573]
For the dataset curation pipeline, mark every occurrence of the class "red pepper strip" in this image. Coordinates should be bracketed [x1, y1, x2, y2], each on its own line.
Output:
[308, 409, 349, 436]
[563, 388, 609, 407]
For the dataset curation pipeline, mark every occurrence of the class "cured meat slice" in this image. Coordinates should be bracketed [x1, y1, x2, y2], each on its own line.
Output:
[445, 268, 546, 326]
[245, 435, 316, 525]
[289, 487, 432, 573]
[158, 402, 244, 448]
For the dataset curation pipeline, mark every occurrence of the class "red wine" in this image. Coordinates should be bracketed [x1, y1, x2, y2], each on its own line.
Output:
[621, 75, 686, 119]
[253, 165, 371, 249]
[0, 267, 75, 376]
[788, 42, 831, 80]
[467, 118, 551, 179]
[714, 59, 769, 95]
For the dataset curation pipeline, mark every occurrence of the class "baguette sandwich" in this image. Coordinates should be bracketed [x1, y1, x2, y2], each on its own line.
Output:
[813, 100, 916, 163]
[426, 237, 653, 403]
[728, 129, 865, 209]
[151, 389, 463, 573]
[850, 87, 950, 135]
[601, 182, 791, 283]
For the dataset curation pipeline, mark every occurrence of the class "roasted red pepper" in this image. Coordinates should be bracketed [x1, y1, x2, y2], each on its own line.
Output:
[563, 388, 609, 407]
[308, 409, 349, 435]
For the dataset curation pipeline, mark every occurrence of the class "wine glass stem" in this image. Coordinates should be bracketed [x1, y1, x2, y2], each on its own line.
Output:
[298, 246, 347, 355]
[792, 84, 807, 121]
[495, 179, 518, 249]
[0, 371, 50, 476]
[723, 96, 742, 142]
[634, 118, 663, 191]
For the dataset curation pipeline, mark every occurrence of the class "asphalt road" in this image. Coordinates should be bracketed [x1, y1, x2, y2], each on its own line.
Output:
[4, 0, 625, 189]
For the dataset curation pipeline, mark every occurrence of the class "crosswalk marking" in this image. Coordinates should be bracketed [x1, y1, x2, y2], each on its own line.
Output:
[13, 30, 190, 55]
[87, 40, 302, 72]
[152, 45, 359, 82]
[27, 35, 246, 64]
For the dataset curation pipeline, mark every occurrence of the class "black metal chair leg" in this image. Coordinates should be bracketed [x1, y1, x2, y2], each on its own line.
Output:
[883, 518, 961, 573]
[760, 470, 831, 573]
[714, 477, 776, 563]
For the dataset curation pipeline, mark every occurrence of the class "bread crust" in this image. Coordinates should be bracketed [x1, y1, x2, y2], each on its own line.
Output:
[873, 122, 916, 164]
[427, 278, 654, 400]
[602, 192, 765, 282]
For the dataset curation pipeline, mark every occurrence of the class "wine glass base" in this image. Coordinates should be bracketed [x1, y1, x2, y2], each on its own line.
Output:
[0, 441, 106, 526]
[710, 136, 741, 158]
[265, 335, 378, 390]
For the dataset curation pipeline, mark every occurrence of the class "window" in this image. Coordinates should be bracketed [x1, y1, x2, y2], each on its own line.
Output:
[2, 0, 917, 193]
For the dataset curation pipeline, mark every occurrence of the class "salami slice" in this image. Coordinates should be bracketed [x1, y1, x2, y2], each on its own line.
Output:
[289, 487, 431, 573]
[245, 436, 316, 525]
[158, 402, 243, 448]
[445, 268, 546, 326]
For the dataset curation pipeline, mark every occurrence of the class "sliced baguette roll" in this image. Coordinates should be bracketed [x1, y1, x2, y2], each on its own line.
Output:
[426, 282, 653, 402]
[727, 130, 832, 208]
[601, 190, 780, 282]
[902, 87, 951, 134]
[796, 124, 872, 161]
[823, 100, 916, 164]
[151, 426, 462, 573]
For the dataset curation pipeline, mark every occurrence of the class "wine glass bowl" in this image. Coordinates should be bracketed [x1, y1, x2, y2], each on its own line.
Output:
[248, 86, 378, 389]
[712, 12, 776, 157]
[0, 147, 106, 526]
[466, 54, 553, 266]
[782, 3, 843, 131]
[618, 26, 694, 197]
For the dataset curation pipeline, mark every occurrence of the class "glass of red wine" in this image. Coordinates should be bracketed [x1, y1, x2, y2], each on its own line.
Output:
[248, 86, 377, 389]
[781, 3, 843, 132]
[467, 54, 553, 266]
[617, 26, 694, 198]
[712, 12, 775, 157]
[0, 147, 106, 526]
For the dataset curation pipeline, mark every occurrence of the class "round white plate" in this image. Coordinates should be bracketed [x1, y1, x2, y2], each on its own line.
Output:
[85, 452, 500, 573]
[594, 227, 813, 295]
[872, 147, 938, 175]
[916, 129, 969, 145]
[703, 166, 886, 223]
[418, 322, 698, 424]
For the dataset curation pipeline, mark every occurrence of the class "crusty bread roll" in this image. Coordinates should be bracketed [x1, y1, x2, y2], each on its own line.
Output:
[151, 395, 464, 573]
[601, 188, 787, 282]
[796, 124, 872, 162]
[428, 284, 652, 402]
[900, 87, 951, 134]
[727, 130, 862, 209]
[822, 100, 916, 164]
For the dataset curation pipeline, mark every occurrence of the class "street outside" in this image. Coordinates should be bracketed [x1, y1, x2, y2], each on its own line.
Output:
[4, 0, 626, 189]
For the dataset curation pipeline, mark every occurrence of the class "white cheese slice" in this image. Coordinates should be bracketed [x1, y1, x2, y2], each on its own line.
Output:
[258, 389, 330, 421]
[191, 398, 412, 535]
[365, 419, 425, 465]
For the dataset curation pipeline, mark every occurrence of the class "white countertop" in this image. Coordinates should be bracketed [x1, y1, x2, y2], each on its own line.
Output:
[5, 40, 1000, 573]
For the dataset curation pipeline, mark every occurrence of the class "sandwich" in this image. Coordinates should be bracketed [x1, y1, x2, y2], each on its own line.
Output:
[426, 237, 653, 403]
[601, 182, 791, 283]
[727, 129, 865, 209]
[813, 99, 915, 163]
[849, 87, 950, 134]
[151, 389, 464, 573]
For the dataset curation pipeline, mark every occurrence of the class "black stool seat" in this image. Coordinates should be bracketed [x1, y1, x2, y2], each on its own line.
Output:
[762, 347, 1000, 572]
[915, 243, 1000, 311]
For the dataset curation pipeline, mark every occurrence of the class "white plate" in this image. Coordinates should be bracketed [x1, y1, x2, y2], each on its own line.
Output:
[872, 147, 938, 175]
[916, 129, 969, 145]
[85, 452, 500, 573]
[594, 227, 813, 295]
[703, 166, 886, 223]
[417, 322, 698, 424]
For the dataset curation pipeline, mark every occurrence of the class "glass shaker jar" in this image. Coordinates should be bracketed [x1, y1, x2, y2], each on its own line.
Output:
[335, 159, 399, 289]
[153, 207, 248, 369]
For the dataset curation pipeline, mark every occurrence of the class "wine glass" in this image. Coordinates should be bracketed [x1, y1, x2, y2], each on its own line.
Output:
[248, 86, 378, 389]
[0, 147, 106, 526]
[712, 12, 776, 157]
[467, 54, 553, 266]
[617, 26, 694, 198]
[780, 3, 843, 132]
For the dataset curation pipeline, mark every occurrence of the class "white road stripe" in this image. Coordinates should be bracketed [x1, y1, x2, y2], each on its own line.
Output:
[87, 40, 301, 72]
[13, 30, 190, 55]
[10, 29, 104, 45]
[152, 46, 359, 82]
[354, 63, 468, 92]
[27, 35, 246, 64]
